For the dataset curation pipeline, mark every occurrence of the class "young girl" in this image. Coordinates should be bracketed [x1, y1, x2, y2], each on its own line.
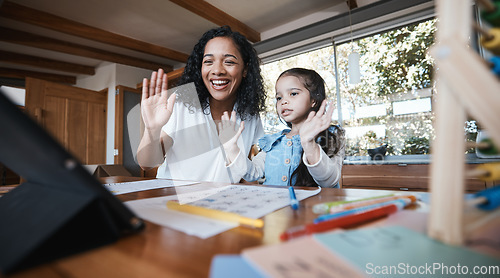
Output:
[137, 26, 266, 183]
[223, 68, 345, 187]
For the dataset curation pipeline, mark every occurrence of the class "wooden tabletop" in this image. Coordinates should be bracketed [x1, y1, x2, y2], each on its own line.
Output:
[7, 177, 427, 278]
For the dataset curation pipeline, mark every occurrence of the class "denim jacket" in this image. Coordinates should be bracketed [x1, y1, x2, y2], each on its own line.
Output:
[259, 129, 302, 186]
[227, 129, 343, 188]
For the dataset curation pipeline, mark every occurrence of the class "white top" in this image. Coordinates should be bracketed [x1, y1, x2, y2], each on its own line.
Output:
[156, 100, 264, 183]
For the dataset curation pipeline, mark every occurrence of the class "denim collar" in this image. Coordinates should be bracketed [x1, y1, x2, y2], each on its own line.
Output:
[259, 129, 301, 152]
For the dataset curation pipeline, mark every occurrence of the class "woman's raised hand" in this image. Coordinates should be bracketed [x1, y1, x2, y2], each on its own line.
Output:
[218, 111, 244, 163]
[141, 68, 176, 131]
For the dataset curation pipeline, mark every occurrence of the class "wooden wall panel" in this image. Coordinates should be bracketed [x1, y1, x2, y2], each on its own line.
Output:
[341, 164, 486, 192]
[25, 78, 107, 166]
[43, 95, 67, 147]
[87, 102, 107, 164]
[67, 99, 88, 163]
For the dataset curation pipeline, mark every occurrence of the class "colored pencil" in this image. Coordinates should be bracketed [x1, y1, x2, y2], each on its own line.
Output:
[280, 203, 399, 241]
[166, 201, 264, 228]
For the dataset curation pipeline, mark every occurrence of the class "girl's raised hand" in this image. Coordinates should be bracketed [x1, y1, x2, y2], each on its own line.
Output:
[141, 68, 176, 131]
[300, 100, 334, 145]
[218, 111, 244, 163]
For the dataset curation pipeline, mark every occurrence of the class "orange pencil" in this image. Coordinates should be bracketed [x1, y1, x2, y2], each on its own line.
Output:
[328, 195, 416, 213]
[280, 203, 399, 241]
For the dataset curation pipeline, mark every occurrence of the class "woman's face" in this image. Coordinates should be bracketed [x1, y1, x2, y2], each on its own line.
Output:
[201, 37, 246, 104]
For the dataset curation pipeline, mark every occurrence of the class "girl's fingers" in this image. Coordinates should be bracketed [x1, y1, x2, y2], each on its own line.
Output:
[307, 111, 316, 122]
[316, 100, 327, 117]
[325, 102, 334, 121]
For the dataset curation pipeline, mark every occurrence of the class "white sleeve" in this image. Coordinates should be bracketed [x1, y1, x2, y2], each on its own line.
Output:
[253, 115, 265, 145]
[303, 145, 344, 188]
[226, 150, 266, 182]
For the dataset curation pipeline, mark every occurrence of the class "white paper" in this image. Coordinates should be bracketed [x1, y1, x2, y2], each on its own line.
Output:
[125, 185, 321, 238]
[103, 179, 199, 195]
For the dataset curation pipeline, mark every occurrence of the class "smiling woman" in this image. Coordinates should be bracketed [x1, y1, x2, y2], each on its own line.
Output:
[137, 26, 267, 184]
[201, 37, 246, 119]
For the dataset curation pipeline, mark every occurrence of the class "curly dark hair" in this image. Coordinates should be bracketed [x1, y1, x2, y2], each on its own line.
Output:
[176, 26, 266, 120]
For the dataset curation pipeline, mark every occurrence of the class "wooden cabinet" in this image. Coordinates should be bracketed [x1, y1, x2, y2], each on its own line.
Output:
[341, 163, 487, 192]
[25, 78, 107, 165]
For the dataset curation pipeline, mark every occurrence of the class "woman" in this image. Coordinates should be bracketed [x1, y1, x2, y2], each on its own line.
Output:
[137, 26, 266, 183]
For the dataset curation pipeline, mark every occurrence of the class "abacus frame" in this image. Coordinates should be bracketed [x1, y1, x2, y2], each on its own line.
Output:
[429, 0, 500, 245]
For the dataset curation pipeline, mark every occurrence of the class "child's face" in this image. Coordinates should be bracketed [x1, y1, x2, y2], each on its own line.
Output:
[275, 75, 315, 125]
[201, 37, 246, 105]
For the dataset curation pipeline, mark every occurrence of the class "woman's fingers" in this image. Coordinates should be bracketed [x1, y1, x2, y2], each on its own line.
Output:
[221, 111, 238, 129]
[149, 71, 157, 97]
[143, 69, 169, 100]
[142, 78, 149, 100]
[166, 92, 176, 112]
[161, 71, 168, 93]
[155, 68, 164, 95]
[219, 111, 229, 130]
[236, 121, 245, 137]
[230, 111, 237, 124]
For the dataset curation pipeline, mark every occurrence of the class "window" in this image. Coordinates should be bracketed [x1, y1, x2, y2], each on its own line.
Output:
[260, 19, 437, 159]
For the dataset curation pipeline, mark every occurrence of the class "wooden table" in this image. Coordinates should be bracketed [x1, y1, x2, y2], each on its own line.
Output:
[8, 177, 427, 278]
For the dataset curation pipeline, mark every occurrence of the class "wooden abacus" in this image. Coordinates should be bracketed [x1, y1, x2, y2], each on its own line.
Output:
[429, 0, 500, 245]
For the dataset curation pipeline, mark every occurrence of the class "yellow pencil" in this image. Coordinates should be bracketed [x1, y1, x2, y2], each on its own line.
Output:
[166, 201, 264, 228]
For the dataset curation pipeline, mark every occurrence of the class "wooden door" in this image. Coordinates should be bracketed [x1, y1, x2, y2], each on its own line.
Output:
[114, 85, 143, 177]
[25, 78, 107, 165]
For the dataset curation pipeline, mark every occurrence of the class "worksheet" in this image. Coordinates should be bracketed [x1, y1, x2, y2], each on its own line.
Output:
[125, 185, 321, 238]
[103, 179, 199, 195]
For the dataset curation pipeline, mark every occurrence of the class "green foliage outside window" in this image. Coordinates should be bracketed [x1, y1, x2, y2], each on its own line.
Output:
[401, 136, 430, 155]
[260, 19, 438, 157]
